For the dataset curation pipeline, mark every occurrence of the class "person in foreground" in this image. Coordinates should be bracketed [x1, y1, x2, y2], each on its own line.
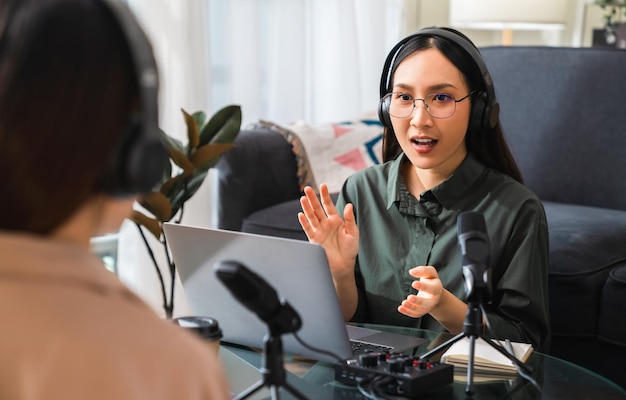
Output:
[299, 27, 550, 351]
[0, 0, 230, 398]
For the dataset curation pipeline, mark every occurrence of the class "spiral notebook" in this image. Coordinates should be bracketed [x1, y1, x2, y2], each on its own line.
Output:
[163, 223, 427, 363]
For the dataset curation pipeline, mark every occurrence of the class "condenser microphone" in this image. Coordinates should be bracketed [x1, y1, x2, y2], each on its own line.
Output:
[457, 211, 492, 302]
[214, 260, 302, 334]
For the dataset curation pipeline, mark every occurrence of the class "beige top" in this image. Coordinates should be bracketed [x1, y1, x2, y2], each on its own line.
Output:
[0, 232, 231, 399]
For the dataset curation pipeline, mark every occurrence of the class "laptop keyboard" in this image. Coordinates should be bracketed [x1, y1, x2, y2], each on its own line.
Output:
[350, 339, 393, 355]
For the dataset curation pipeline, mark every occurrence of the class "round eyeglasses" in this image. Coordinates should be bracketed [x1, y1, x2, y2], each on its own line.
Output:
[383, 91, 474, 119]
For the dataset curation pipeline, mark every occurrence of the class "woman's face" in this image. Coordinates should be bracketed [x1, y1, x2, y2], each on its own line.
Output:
[390, 47, 471, 178]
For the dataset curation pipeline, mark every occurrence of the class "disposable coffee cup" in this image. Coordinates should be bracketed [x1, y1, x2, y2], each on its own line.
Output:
[173, 316, 223, 356]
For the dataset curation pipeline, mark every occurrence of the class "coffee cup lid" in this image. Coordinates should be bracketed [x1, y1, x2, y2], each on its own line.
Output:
[173, 316, 223, 340]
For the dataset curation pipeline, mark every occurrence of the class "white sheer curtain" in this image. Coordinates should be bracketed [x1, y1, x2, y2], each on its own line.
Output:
[117, 0, 405, 315]
[208, 0, 404, 126]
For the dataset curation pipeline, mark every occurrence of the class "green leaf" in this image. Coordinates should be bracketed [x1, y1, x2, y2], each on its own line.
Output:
[183, 170, 208, 200]
[192, 111, 207, 130]
[182, 109, 200, 151]
[160, 129, 184, 153]
[190, 143, 234, 171]
[199, 105, 242, 146]
[165, 170, 208, 215]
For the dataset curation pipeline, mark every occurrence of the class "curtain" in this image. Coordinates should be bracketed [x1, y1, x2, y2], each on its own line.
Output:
[118, 0, 405, 316]
[208, 0, 404, 126]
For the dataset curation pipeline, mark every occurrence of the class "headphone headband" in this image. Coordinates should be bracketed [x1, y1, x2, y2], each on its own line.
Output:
[98, 0, 168, 196]
[378, 27, 499, 131]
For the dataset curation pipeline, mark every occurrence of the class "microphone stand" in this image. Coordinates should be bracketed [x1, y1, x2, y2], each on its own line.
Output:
[234, 320, 308, 400]
[215, 260, 310, 399]
[418, 296, 533, 396]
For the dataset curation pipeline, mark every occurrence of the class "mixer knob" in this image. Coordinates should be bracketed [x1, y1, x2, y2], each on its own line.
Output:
[358, 353, 379, 368]
[386, 357, 406, 374]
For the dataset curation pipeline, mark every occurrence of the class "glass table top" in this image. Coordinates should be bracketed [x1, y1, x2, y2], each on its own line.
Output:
[219, 324, 626, 400]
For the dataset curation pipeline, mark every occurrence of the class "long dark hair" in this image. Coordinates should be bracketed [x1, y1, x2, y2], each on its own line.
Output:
[380, 28, 523, 183]
[0, 0, 138, 234]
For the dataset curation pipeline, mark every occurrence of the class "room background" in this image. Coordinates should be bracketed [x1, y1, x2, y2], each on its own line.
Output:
[109, 0, 608, 316]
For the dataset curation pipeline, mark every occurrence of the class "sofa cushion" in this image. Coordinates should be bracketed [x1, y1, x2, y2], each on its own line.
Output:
[242, 199, 307, 241]
[242, 194, 341, 241]
[544, 201, 626, 342]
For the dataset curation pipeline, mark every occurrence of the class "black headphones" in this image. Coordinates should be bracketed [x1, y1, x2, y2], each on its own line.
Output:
[98, 0, 168, 196]
[377, 27, 499, 133]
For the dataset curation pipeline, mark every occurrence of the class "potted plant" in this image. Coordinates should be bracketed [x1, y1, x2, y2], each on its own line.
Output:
[131, 105, 242, 319]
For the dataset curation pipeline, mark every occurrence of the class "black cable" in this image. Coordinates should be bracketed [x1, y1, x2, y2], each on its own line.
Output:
[370, 376, 411, 400]
[356, 375, 380, 400]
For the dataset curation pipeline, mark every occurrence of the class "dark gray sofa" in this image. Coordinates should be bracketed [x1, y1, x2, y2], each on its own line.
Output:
[216, 46, 626, 388]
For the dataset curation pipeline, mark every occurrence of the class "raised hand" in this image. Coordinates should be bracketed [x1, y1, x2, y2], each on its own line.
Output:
[297, 183, 359, 279]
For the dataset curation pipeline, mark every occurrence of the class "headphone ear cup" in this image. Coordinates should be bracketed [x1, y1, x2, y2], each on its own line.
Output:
[469, 91, 488, 132]
[121, 118, 167, 194]
[470, 91, 500, 132]
[99, 116, 167, 196]
[378, 95, 392, 129]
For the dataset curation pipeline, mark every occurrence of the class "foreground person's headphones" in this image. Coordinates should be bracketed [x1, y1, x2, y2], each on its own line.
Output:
[97, 0, 168, 196]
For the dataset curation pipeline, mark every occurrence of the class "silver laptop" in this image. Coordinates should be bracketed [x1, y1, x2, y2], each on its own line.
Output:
[164, 223, 426, 363]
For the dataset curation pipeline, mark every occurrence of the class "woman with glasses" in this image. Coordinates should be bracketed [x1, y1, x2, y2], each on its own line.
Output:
[298, 27, 550, 351]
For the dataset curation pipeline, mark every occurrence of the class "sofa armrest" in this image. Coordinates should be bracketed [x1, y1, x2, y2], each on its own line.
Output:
[216, 127, 301, 231]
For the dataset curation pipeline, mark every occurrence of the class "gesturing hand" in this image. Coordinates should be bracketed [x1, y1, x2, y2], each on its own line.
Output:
[397, 266, 444, 318]
[298, 183, 359, 278]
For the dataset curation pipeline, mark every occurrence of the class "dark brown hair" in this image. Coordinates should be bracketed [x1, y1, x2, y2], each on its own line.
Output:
[380, 28, 523, 183]
[0, 0, 138, 234]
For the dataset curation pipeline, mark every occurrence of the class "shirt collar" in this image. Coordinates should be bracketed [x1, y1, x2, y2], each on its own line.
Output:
[386, 152, 487, 210]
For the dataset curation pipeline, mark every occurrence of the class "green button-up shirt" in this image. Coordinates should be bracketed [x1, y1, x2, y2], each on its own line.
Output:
[336, 153, 550, 350]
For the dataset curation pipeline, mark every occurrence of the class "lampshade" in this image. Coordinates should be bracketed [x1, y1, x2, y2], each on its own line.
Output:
[449, 0, 567, 45]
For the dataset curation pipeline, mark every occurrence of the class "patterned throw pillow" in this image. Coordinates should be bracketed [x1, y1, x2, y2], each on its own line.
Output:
[285, 118, 383, 193]
[249, 117, 383, 194]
